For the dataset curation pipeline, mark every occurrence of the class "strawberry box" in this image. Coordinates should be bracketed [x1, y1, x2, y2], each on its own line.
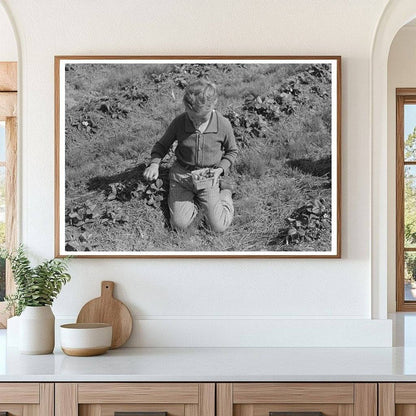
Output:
[191, 168, 217, 190]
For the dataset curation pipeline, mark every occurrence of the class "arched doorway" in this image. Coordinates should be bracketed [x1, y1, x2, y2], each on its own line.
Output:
[371, 0, 416, 319]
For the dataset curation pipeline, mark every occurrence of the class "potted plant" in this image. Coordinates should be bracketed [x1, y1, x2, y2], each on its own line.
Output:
[2, 245, 71, 354]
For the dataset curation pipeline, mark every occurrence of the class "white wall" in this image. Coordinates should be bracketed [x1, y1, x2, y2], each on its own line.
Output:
[0, 3, 17, 61]
[0, 0, 393, 346]
[387, 25, 416, 312]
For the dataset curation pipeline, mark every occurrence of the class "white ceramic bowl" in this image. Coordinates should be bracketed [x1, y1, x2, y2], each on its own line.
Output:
[60, 323, 112, 356]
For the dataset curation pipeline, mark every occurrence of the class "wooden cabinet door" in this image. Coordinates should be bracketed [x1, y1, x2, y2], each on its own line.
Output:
[55, 383, 215, 416]
[379, 383, 416, 416]
[217, 383, 377, 416]
[0, 383, 53, 416]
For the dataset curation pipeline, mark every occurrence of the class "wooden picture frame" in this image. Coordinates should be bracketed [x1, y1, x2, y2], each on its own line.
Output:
[55, 56, 341, 258]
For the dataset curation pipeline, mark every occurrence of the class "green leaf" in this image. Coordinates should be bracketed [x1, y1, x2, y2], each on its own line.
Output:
[4, 245, 71, 315]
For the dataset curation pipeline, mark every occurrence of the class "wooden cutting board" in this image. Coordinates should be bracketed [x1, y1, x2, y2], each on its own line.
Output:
[76, 281, 133, 349]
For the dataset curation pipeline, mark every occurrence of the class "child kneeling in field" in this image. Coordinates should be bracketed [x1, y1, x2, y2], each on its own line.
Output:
[143, 79, 238, 233]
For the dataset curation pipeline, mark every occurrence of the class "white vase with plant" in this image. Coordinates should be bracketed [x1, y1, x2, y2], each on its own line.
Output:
[3, 246, 71, 354]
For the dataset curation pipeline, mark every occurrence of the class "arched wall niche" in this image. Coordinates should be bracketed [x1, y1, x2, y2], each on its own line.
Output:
[371, 0, 416, 319]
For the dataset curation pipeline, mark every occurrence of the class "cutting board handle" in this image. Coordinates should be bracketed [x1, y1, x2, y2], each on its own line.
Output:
[101, 281, 115, 298]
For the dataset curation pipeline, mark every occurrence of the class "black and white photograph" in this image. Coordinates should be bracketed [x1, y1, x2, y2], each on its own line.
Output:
[55, 56, 341, 258]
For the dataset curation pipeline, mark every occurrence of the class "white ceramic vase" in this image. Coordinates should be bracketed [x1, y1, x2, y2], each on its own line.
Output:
[6, 315, 20, 347]
[19, 305, 55, 354]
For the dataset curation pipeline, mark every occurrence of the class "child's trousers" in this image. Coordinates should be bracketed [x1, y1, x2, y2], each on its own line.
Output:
[168, 162, 234, 233]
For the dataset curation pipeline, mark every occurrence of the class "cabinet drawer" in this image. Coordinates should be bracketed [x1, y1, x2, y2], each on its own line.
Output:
[78, 383, 200, 404]
[0, 383, 53, 416]
[379, 383, 416, 416]
[80, 403, 185, 416]
[56, 383, 215, 416]
[0, 383, 39, 403]
[217, 383, 376, 416]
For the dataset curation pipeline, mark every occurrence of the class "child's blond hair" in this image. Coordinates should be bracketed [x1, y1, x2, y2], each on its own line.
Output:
[183, 79, 218, 113]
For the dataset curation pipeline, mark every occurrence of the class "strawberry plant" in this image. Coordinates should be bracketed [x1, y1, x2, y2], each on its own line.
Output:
[308, 64, 330, 80]
[98, 98, 131, 119]
[100, 206, 128, 225]
[278, 198, 331, 245]
[243, 94, 281, 121]
[67, 97, 105, 134]
[223, 108, 268, 148]
[145, 178, 166, 208]
[67, 113, 99, 134]
[279, 80, 301, 97]
[65, 200, 101, 227]
[106, 181, 144, 202]
[121, 82, 149, 105]
[310, 85, 329, 99]
[65, 229, 93, 252]
[150, 72, 170, 84]
[176, 64, 210, 78]
[150, 64, 210, 90]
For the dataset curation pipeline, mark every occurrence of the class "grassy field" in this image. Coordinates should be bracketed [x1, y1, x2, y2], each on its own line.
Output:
[64, 62, 333, 252]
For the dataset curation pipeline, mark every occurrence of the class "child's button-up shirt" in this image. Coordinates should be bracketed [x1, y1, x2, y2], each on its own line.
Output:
[150, 110, 238, 173]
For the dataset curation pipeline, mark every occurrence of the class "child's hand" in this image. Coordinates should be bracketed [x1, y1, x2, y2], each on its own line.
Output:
[211, 168, 224, 184]
[143, 163, 159, 181]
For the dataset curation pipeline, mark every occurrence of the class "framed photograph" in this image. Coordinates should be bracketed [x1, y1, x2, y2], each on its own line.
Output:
[55, 56, 341, 258]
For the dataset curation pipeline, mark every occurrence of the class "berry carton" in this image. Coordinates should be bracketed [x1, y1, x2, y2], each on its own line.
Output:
[191, 168, 217, 190]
